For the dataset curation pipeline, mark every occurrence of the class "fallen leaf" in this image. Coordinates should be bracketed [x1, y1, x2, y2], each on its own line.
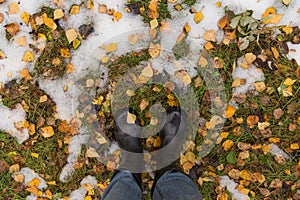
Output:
[61, 48, 70, 58]
[253, 82, 266, 92]
[22, 51, 34, 62]
[223, 140, 234, 151]
[47, 181, 56, 185]
[9, 2, 19, 14]
[106, 43, 117, 53]
[43, 14, 57, 30]
[273, 108, 283, 119]
[282, 0, 291, 5]
[39, 95, 48, 103]
[128, 34, 138, 45]
[246, 115, 259, 127]
[204, 42, 214, 51]
[9, 164, 20, 173]
[218, 15, 229, 29]
[31, 153, 39, 158]
[240, 170, 251, 180]
[139, 99, 149, 111]
[40, 126, 55, 138]
[194, 12, 204, 24]
[283, 78, 296, 86]
[244, 53, 256, 65]
[216, 1, 222, 8]
[259, 188, 270, 197]
[232, 78, 246, 87]
[203, 30, 216, 42]
[269, 178, 282, 188]
[66, 63, 75, 74]
[148, 42, 161, 58]
[223, 105, 236, 118]
[141, 64, 153, 78]
[0, 50, 6, 59]
[16, 36, 27, 46]
[185, 151, 195, 163]
[70, 5, 80, 15]
[262, 144, 271, 154]
[0, 13, 3, 23]
[54, 9, 64, 20]
[45, 190, 53, 199]
[282, 25, 293, 35]
[175, 70, 191, 86]
[86, 147, 100, 158]
[148, 0, 158, 12]
[183, 22, 191, 33]
[291, 143, 299, 150]
[20, 68, 33, 80]
[28, 178, 40, 187]
[150, 19, 158, 29]
[106, 161, 116, 172]
[66, 29, 78, 43]
[14, 174, 24, 183]
[127, 112, 136, 124]
[5, 22, 20, 36]
[261, 6, 283, 24]
[113, 11, 122, 22]
[26, 187, 43, 197]
[98, 4, 107, 14]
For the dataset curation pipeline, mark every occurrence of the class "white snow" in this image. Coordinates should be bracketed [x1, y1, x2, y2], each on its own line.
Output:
[220, 175, 250, 200]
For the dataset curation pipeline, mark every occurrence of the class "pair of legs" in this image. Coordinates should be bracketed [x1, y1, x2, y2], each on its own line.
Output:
[101, 109, 202, 200]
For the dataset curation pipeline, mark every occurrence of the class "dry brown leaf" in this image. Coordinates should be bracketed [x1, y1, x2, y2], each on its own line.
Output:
[139, 99, 149, 111]
[54, 9, 64, 20]
[5, 22, 20, 36]
[9, 2, 19, 14]
[149, 42, 161, 58]
[222, 140, 234, 151]
[66, 29, 78, 43]
[273, 108, 283, 119]
[9, 164, 20, 173]
[228, 169, 240, 179]
[14, 174, 25, 183]
[194, 12, 204, 24]
[40, 126, 55, 138]
[22, 51, 35, 62]
[246, 115, 259, 127]
[203, 30, 216, 42]
[253, 82, 266, 92]
[128, 34, 138, 45]
[16, 36, 27, 46]
[259, 188, 270, 197]
[175, 70, 191, 86]
[269, 178, 282, 188]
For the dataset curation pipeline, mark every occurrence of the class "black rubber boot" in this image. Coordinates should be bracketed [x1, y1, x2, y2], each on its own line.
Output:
[114, 109, 144, 190]
[151, 109, 187, 196]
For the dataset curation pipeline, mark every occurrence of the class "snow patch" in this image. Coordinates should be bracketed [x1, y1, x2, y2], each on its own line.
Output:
[220, 176, 250, 200]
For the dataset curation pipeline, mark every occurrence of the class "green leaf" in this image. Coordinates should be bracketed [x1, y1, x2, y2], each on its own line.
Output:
[239, 37, 250, 51]
[226, 151, 237, 164]
[230, 16, 241, 29]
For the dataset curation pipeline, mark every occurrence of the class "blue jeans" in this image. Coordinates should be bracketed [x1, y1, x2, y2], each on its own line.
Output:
[102, 170, 202, 200]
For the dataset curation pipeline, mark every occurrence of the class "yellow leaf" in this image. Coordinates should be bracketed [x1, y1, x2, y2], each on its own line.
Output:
[253, 82, 266, 92]
[66, 63, 75, 74]
[198, 56, 208, 67]
[139, 99, 149, 111]
[47, 181, 56, 185]
[175, 70, 191, 86]
[61, 48, 70, 58]
[269, 137, 280, 143]
[218, 15, 229, 29]
[223, 105, 236, 118]
[40, 126, 55, 138]
[54, 9, 64, 20]
[220, 132, 229, 139]
[264, 14, 283, 24]
[72, 39, 81, 50]
[14, 174, 24, 183]
[22, 51, 35, 62]
[283, 78, 296, 86]
[28, 178, 40, 187]
[26, 187, 43, 197]
[86, 147, 100, 158]
[141, 64, 153, 78]
[240, 170, 251, 180]
[29, 124, 35, 135]
[282, 26, 293, 35]
[149, 0, 158, 12]
[216, 1, 222, 8]
[232, 78, 246, 87]
[291, 143, 299, 150]
[113, 11, 122, 22]
[85, 0, 94, 10]
[262, 6, 276, 19]
[20, 68, 33, 80]
[9, 3, 20, 14]
[222, 140, 234, 151]
[150, 19, 159, 29]
[45, 189, 53, 199]
[244, 53, 256, 65]
[282, 0, 291, 5]
[39, 95, 48, 103]
[127, 112, 136, 124]
[31, 153, 39, 158]
[106, 43, 117, 53]
[262, 144, 271, 154]
[66, 29, 78, 43]
[70, 5, 80, 15]
[185, 151, 195, 163]
[203, 30, 216, 42]
[271, 47, 279, 59]
[204, 42, 214, 51]
[0, 50, 6, 59]
[183, 22, 191, 33]
[98, 4, 107, 14]
[149, 42, 161, 58]
[194, 12, 204, 24]
[21, 12, 30, 25]
[43, 14, 57, 30]
[84, 196, 92, 200]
